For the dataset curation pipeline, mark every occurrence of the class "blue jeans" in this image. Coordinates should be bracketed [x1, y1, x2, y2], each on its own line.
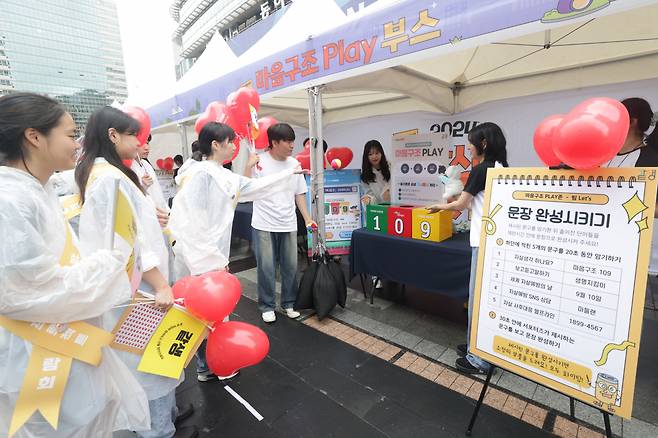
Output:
[253, 229, 298, 312]
[466, 247, 491, 372]
[196, 339, 209, 374]
[196, 315, 229, 374]
[137, 389, 177, 438]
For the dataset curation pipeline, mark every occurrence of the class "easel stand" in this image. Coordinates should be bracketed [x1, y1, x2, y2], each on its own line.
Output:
[465, 366, 614, 438]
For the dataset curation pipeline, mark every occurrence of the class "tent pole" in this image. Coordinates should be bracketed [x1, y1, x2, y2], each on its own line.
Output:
[307, 86, 325, 252]
[178, 123, 189, 161]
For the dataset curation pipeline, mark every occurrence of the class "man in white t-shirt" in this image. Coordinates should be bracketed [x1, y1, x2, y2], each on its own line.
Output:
[252, 123, 315, 323]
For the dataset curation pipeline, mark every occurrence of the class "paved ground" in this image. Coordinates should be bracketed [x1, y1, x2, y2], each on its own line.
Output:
[115, 240, 658, 437]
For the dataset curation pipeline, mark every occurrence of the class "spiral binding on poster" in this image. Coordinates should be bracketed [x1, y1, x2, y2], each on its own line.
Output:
[496, 174, 636, 188]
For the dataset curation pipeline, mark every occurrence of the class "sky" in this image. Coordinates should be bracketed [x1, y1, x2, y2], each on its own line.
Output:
[116, 0, 177, 106]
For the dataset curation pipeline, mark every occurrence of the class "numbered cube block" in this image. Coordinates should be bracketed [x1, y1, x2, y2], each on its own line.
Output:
[412, 208, 453, 243]
[365, 203, 389, 234]
[387, 206, 414, 238]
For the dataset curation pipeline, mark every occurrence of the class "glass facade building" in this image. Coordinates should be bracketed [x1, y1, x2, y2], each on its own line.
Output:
[170, 0, 290, 80]
[0, 0, 128, 134]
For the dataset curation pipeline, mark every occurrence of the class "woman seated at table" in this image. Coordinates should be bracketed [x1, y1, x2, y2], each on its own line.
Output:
[360, 140, 391, 206]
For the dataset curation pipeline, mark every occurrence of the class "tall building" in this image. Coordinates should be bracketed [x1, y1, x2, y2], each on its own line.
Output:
[170, 0, 292, 80]
[0, 0, 128, 134]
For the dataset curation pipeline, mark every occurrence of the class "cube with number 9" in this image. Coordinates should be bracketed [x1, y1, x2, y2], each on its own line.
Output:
[412, 208, 452, 242]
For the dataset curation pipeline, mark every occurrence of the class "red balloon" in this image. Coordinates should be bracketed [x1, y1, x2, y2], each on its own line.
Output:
[325, 147, 353, 168]
[205, 321, 270, 378]
[254, 116, 278, 150]
[195, 113, 213, 135]
[123, 106, 151, 146]
[156, 158, 165, 169]
[195, 101, 228, 135]
[172, 276, 194, 301]
[122, 159, 133, 168]
[185, 270, 242, 322]
[533, 115, 563, 167]
[206, 101, 227, 122]
[570, 97, 629, 152]
[295, 153, 310, 171]
[226, 88, 260, 134]
[164, 157, 174, 171]
[554, 98, 630, 169]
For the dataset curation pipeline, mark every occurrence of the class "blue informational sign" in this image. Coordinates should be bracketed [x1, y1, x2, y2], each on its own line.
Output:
[306, 169, 363, 255]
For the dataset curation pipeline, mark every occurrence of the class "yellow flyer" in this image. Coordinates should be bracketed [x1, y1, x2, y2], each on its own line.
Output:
[137, 306, 208, 379]
[471, 167, 657, 419]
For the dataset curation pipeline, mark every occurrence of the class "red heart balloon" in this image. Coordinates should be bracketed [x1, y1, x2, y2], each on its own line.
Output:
[122, 159, 133, 168]
[206, 321, 270, 378]
[554, 98, 630, 169]
[195, 112, 214, 135]
[533, 115, 563, 167]
[295, 152, 311, 171]
[172, 276, 194, 301]
[254, 116, 278, 150]
[122, 106, 151, 146]
[156, 158, 165, 170]
[570, 97, 629, 152]
[226, 88, 260, 134]
[164, 157, 174, 171]
[326, 147, 353, 168]
[185, 270, 242, 322]
[206, 101, 226, 122]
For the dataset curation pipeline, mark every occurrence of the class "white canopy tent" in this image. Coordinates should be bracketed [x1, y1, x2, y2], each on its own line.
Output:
[152, 0, 658, 134]
[259, 2, 658, 127]
[147, 0, 658, 241]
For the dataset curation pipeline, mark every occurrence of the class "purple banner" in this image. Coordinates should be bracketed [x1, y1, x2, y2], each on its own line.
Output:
[148, 0, 613, 127]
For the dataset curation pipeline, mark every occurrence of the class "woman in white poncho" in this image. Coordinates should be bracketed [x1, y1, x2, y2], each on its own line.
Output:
[0, 93, 150, 437]
[74, 107, 191, 438]
[169, 122, 305, 381]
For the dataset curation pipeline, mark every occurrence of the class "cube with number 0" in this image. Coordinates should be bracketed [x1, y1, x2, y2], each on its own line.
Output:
[412, 208, 452, 242]
[387, 206, 414, 238]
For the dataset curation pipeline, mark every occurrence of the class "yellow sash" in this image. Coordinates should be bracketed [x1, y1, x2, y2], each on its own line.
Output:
[60, 163, 139, 287]
[3, 221, 115, 437]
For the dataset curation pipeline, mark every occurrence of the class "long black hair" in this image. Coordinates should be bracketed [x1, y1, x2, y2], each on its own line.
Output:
[198, 122, 235, 157]
[0, 92, 66, 166]
[75, 106, 143, 204]
[468, 122, 509, 167]
[622, 98, 657, 150]
[360, 140, 390, 184]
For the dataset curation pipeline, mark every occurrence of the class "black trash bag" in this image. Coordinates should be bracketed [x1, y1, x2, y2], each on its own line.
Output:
[326, 257, 347, 308]
[295, 257, 319, 310]
[313, 257, 339, 320]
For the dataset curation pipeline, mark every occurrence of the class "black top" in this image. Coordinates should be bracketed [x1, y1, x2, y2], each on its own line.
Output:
[463, 160, 496, 196]
[634, 145, 658, 167]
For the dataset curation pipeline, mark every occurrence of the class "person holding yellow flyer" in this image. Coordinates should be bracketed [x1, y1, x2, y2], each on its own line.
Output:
[74, 107, 195, 438]
[426, 123, 509, 375]
[0, 94, 150, 437]
[169, 121, 305, 382]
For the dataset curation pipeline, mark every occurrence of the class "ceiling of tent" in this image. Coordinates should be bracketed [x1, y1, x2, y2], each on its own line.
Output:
[260, 2, 658, 127]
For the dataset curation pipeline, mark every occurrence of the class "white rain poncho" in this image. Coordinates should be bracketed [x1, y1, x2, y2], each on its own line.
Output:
[0, 167, 150, 438]
[169, 160, 298, 276]
[131, 158, 168, 211]
[77, 158, 179, 400]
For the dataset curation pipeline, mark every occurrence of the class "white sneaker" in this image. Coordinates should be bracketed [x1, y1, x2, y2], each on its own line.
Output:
[262, 311, 276, 323]
[284, 308, 301, 319]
